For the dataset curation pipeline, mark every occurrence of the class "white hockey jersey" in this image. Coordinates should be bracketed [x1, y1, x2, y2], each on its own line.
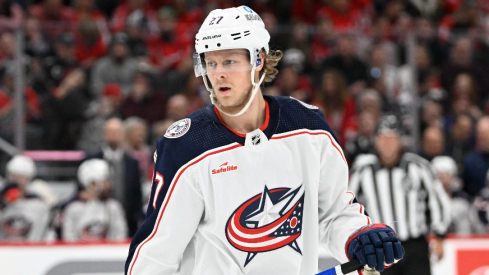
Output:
[62, 198, 128, 241]
[126, 96, 370, 275]
[0, 197, 50, 242]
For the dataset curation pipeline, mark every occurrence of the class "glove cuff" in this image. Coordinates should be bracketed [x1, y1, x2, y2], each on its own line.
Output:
[345, 223, 391, 260]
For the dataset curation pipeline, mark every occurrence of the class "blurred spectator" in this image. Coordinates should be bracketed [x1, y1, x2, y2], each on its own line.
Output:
[413, 17, 447, 68]
[0, 155, 52, 242]
[86, 117, 142, 237]
[286, 20, 311, 67]
[165, 94, 189, 121]
[315, 0, 364, 32]
[71, 0, 110, 43]
[357, 88, 383, 119]
[367, 44, 397, 100]
[344, 110, 377, 164]
[171, 0, 202, 35]
[432, 156, 477, 235]
[291, 0, 322, 24]
[0, 31, 30, 71]
[147, 6, 192, 73]
[273, 51, 314, 102]
[320, 34, 368, 88]
[0, 66, 42, 145]
[310, 16, 336, 69]
[121, 67, 167, 125]
[96, 0, 119, 19]
[396, 44, 438, 101]
[181, 72, 207, 114]
[42, 69, 89, 150]
[62, 158, 127, 241]
[404, 0, 441, 20]
[449, 73, 482, 119]
[419, 126, 446, 161]
[368, 75, 394, 112]
[0, 0, 24, 32]
[23, 16, 52, 58]
[33, 32, 78, 96]
[462, 116, 489, 197]
[420, 99, 444, 132]
[311, 70, 357, 145]
[91, 32, 138, 97]
[123, 117, 152, 182]
[439, 0, 484, 41]
[364, 16, 399, 66]
[110, 0, 158, 34]
[77, 83, 124, 153]
[439, 37, 489, 105]
[74, 20, 107, 69]
[375, 0, 409, 39]
[445, 113, 475, 173]
[28, 0, 76, 40]
[261, 11, 289, 52]
[125, 9, 150, 59]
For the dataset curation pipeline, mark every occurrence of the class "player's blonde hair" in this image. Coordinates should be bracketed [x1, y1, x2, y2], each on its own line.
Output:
[260, 49, 283, 84]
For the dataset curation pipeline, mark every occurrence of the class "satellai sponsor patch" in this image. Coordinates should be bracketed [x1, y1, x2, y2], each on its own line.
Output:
[164, 118, 191, 139]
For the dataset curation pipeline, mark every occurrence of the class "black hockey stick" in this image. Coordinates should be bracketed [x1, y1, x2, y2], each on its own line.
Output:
[316, 258, 363, 275]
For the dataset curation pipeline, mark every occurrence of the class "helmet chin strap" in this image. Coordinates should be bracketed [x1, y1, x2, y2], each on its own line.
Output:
[204, 68, 266, 117]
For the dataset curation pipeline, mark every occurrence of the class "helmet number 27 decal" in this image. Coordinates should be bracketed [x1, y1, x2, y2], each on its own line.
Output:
[209, 16, 224, 25]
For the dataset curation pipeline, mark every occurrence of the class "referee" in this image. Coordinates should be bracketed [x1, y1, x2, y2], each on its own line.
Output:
[349, 115, 451, 275]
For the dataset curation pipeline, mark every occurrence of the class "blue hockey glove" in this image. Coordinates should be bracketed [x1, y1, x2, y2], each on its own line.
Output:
[346, 224, 404, 272]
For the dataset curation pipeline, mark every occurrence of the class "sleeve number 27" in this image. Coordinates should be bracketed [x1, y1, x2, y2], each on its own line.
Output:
[209, 16, 224, 25]
[152, 172, 164, 209]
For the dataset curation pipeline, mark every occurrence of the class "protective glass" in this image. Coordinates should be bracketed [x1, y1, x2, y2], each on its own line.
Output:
[193, 51, 255, 77]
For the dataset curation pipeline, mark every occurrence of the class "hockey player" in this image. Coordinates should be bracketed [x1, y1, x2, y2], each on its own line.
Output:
[126, 6, 404, 275]
[0, 155, 51, 241]
[62, 158, 128, 241]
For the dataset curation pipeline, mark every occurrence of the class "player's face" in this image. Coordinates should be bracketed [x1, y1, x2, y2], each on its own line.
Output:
[204, 49, 254, 112]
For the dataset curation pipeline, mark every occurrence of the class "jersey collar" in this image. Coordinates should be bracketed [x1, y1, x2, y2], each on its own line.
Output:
[205, 95, 279, 145]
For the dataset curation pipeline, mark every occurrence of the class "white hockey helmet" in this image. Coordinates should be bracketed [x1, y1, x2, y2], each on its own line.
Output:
[194, 5, 270, 72]
[6, 155, 37, 180]
[194, 6, 271, 116]
[77, 159, 110, 188]
[432, 156, 457, 176]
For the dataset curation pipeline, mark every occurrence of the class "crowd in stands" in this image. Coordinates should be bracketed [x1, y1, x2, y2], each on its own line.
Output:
[1, 0, 489, 241]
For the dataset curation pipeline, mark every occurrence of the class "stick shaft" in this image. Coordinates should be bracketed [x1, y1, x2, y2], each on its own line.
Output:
[316, 258, 362, 275]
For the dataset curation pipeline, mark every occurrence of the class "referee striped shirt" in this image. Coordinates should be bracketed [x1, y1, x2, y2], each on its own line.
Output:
[349, 153, 451, 241]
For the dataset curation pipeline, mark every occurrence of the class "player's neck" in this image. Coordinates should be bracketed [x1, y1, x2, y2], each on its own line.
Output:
[218, 93, 266, 135]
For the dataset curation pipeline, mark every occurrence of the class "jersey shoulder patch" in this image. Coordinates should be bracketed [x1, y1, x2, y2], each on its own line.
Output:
[164, 118, 191, 139]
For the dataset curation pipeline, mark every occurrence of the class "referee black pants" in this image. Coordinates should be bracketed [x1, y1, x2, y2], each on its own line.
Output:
[381, 237, 431, 275]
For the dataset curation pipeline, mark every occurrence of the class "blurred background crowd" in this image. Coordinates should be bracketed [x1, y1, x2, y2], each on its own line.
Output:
[1, 0, 489, 242]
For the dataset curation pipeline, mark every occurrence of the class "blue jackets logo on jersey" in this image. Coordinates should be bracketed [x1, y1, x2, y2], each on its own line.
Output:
[225, 185, 304, 266]
[164, 118, 191, 139]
